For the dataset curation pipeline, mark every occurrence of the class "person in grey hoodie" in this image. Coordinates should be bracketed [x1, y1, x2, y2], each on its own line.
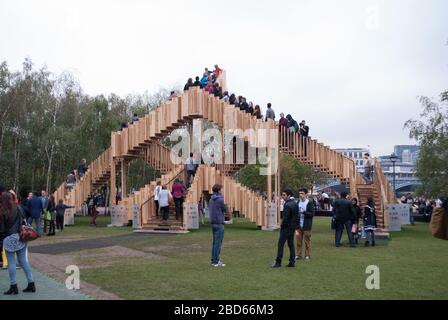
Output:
[209, 184, 227, 267]
[265, 103, 276, 122]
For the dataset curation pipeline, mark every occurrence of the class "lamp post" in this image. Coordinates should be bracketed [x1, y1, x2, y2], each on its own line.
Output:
[389, 153, 398, 193]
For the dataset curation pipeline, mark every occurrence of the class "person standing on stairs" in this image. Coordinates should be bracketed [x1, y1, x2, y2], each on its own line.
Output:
[158, 185, 173, 223]
[265, 103, 275, 122]
[210, 184, 227, 267]
[333, 192, 356, 247]
[272, 188, 298, 268]
[172, 179, 186, 220]
[279, 113, 289, 129]
[363, 198, 377, 247]
[286, 114, 299, 133]
[362, 153, 372, 184]
[154, 181, 162, 217]
[78, 158, 87, 178]
[253, 105, 263, 120]
[186, 153, 198, 189]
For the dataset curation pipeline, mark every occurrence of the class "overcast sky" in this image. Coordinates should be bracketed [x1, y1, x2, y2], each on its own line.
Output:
[1, 0, 447, 156]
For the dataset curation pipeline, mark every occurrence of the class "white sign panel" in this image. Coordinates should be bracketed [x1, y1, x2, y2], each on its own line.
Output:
[110, 205, 128, 226]
[387, 204, 411, 231]
[132, 204, 140, 229]
[64, 208, 75, 226]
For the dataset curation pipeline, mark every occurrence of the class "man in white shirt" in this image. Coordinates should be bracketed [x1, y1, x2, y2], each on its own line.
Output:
[158, 185, 172, 223]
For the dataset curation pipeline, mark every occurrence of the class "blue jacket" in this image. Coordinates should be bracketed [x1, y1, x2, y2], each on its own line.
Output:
[27, 196, 44, 219]
[200, 74, 209, 87]
[209, 193, 226, 224]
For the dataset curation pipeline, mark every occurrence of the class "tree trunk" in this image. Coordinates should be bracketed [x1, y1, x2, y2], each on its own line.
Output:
[13, 134, 20, 192]
[46, 143, 55, 194]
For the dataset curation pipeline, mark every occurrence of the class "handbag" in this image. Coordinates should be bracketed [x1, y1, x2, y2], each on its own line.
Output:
[44, 209, 52, 221]
[351, 223, 358, 234]
[19, 223, 39, 242]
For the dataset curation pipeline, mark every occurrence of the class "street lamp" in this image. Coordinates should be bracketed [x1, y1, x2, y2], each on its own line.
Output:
[389, 153, 399, 193]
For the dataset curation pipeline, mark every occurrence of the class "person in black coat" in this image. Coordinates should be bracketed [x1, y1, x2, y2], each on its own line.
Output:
[351, 198, 363, 244]
[332, 191, 356, 247]
[272, 189, 299, 268]
[295, 188, 315, 261]
[363, 198, 377, 247]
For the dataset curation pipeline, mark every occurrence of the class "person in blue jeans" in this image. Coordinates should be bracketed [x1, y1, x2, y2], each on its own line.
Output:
[26, 192, 43, 236]
[1, 192, 36, 295]
[209, 184, 227, 268]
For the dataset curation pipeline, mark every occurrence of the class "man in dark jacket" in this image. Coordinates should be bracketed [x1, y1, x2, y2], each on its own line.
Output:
[27, 192, 43, 236]
[272, 189, 299, 268]
[332, 191, 356, 247]
[209, 184, 227, 267]
[295, 188, 315, 261]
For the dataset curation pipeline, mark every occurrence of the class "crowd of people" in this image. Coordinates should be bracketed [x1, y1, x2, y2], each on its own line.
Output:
[184, 66, 311, 135]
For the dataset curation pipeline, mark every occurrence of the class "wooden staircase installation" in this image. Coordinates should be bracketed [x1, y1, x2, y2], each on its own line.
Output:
[53, 86, 396, 233]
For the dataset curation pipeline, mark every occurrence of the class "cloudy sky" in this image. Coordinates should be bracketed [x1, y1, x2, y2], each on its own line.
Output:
[1, 0, 447, 156]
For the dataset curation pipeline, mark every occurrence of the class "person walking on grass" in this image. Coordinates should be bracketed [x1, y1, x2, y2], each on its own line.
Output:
[209, 184, 227, 268]
[46, 195, 56, 236]
[295, 188, 315, 262]
[333, 191, 356, 247]
[27, 192, 42, 236]
[351, 198, 363, 244]
[272, 188, 298, 268]
[89, 202, 99, 227]
[55, 199, 74, 231]
[363, 198, 377, 247]
[1, 192, 36, 295]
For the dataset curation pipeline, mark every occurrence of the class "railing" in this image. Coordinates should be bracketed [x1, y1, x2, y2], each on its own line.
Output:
[137, 166, 186, 227]
[372, 158, 398, 230]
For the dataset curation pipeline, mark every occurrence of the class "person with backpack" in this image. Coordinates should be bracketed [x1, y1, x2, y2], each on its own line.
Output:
[295, 188, 315, 262]
[1, 192, 36, 295]
[286, 114, 299, 133]
[363, 198, 377, 247]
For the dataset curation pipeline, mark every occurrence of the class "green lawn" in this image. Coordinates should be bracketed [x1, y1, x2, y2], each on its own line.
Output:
[65, 217, 448, 300]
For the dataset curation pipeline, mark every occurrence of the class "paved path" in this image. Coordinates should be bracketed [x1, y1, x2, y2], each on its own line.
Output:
[0, 267, 92, 300]
[29, 233, 162, 254]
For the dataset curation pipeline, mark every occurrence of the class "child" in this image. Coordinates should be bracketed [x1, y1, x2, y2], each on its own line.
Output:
[90, 204, 99, 227]
[363, 197, 377, 247]
[55, 199, 74, 231]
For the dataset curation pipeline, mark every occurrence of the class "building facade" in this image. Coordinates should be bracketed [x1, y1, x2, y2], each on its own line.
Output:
[335, 148, 370, 173]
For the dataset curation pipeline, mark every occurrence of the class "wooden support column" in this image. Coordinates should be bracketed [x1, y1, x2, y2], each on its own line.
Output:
[121, 159, 128, 198]
[110, 158, 117, 207]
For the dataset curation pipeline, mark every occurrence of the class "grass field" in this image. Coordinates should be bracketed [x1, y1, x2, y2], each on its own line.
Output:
[42, 216, 447, 300]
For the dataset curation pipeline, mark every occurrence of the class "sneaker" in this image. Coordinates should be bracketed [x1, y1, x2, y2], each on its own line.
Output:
[304, 256, 311, 262]
[212, 261, 226, 268]
[286, 262, 295, 268]
[271, 262, 281, 268]
[295, 256, 302, 261]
